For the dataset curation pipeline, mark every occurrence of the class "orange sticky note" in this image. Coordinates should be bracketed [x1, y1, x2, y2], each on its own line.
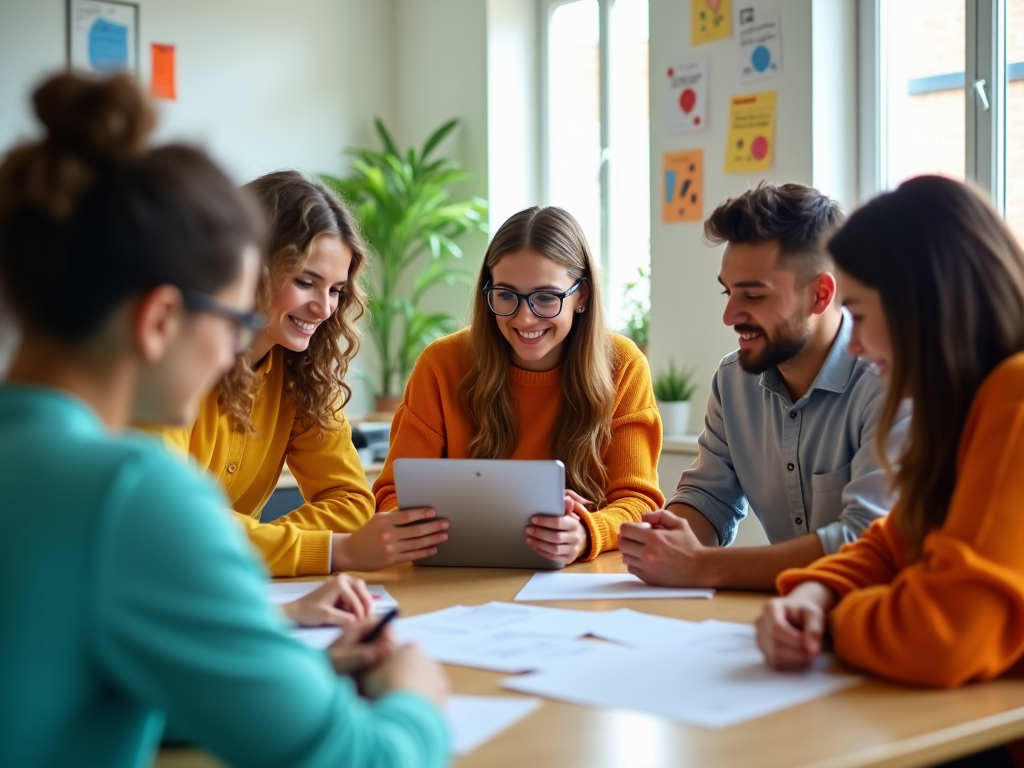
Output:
[662, 150, 703, 224]
[150, 43, 176, 100]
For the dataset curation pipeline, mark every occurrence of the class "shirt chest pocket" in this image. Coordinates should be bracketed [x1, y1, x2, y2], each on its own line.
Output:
[810, 464, 851, 528]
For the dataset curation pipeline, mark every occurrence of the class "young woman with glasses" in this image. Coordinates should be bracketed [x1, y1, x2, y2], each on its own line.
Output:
[0, 72, 447, 768]
[146, 171, 405, 578]
[369, 206, 664, 566]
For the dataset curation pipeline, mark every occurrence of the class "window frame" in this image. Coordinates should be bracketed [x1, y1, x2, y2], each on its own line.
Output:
[859, 0, 1008, 210]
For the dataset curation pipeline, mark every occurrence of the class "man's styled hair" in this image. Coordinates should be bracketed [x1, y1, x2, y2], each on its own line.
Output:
[703, 182, 844, 282]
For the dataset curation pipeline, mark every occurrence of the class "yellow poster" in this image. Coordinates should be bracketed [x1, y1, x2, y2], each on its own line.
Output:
[662, 150, 704, 224]
[692, 0, 732, 46]
[724, 91, 777, 173]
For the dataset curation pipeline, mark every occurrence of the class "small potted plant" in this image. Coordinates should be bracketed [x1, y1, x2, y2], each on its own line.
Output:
[620, 265, 650, 355]
[653, 361, 698, 439]
[320, 119, 488, 412]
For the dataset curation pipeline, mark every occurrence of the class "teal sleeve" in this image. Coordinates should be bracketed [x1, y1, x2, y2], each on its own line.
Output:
[88, 449, 449, 768]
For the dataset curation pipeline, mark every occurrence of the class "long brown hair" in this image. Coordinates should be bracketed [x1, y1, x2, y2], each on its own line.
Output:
[828, 176, 1024, 557]
[461, 207, 616, 504]
[219, 171, 368, 432]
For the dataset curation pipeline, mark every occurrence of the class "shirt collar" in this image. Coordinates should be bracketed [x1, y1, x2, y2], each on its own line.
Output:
[253, 347, 276, 376]
[759, 309, 857, 399]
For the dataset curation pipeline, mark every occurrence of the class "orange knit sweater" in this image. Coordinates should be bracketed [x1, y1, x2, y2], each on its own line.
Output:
[372, 329, 664, 560]
[778, 351, 1024, 688]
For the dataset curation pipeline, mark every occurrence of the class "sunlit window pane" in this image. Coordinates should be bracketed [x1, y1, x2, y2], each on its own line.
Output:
[608, 0, 650, 332]
[548, 0, 601, 264]
[883, 0, 965, 188]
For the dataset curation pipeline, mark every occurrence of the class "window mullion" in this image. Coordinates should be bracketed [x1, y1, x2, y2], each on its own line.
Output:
[966, 0, 1006, 210]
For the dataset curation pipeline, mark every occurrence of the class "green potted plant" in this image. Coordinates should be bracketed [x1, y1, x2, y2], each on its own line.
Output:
[320, 119, 488, 411]
[620, 265, 650, 355]
[653, 361, 698, 438]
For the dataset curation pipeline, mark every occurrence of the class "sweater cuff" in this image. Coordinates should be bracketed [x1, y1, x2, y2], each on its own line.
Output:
[777, 565, 861, 599]
[296, 529, 333, 576]
[579, 506, 610, 561]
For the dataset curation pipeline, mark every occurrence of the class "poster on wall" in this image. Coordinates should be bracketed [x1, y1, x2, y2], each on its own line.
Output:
[738, 7, 782, 81]
[150, 44, 177, 100]
[724, 91, 777, 173]
[667, 57, 709, 134]
[691, 0, 732, 46]
[662, 150, 704, 224]
[67, 0, 139, 74]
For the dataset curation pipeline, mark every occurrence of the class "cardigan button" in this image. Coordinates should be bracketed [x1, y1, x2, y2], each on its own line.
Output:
[787, 463, 795, 471]
[795, 517, 803, 525]
[226, 462, 238, 474]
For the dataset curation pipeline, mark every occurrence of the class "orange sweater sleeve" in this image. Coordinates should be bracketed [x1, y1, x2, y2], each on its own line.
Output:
[373, 359, 448, 513]
[778, 356, 1024, 687]
[578, 341, 665, 560]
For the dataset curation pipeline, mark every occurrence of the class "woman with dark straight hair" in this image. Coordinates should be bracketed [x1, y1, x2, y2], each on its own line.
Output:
[756, 176, 1024, 703]
[0, 72, 447, 768]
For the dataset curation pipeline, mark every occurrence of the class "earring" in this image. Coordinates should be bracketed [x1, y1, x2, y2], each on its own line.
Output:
[576, 306, 586, 314]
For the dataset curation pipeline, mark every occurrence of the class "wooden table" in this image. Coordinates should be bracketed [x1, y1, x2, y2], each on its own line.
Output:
[157, 555, 1024, 768]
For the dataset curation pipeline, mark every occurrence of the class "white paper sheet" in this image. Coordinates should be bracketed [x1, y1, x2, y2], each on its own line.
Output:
[515, 573, 714, 602]
[266, 581, 398, 613]
[586, 609, 704, 649]
[290, 626, 343, 650]
[502, 622, 861, 729]
[401, 601, 598, 640]
[395, 614, 603, 674]
[446, 695, 542, 755]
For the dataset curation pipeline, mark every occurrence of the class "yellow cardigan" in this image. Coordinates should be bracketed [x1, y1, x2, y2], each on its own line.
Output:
[149, 347, 373, 576]
[373, 329, 664, 559]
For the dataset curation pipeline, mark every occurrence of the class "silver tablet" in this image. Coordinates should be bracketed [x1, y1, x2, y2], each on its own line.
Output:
[393, 458, 567, 570]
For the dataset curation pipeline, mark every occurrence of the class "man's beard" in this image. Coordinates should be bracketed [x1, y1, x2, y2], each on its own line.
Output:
[736, 311, 811, 375]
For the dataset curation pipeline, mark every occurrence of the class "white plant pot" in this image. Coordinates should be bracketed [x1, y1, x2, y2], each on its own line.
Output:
[658, 399, 691, 439]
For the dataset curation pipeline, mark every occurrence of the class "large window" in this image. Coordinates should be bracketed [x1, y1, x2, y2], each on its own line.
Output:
[545, 0, 650, 331]
[872, 0, 1024, 238]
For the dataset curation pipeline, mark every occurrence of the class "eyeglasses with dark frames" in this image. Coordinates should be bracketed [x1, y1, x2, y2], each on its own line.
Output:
[181, 289, 268, 352]
[483, 278, 585, 318]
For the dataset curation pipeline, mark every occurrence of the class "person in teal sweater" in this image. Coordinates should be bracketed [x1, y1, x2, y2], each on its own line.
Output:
[0, 72, 449, 768]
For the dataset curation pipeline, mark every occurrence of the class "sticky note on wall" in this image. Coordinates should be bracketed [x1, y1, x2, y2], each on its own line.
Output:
[724, 91, 776, 173]
[691, 0, 732, 46]
[150, 43, 176, 100]
[663, 150, 703, 224]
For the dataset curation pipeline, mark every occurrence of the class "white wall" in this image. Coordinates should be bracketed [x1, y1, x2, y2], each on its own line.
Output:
[648, 0, 856, 432]
[0, 0, 395, 182]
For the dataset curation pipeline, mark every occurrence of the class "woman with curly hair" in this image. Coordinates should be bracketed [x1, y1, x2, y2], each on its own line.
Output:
[151, 171, 386, 577]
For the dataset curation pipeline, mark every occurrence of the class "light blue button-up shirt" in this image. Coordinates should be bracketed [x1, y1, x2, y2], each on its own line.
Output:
[669, 310, 908, 554]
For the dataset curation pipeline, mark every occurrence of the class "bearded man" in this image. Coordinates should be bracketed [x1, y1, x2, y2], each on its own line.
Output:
[621, 182, 909, 590]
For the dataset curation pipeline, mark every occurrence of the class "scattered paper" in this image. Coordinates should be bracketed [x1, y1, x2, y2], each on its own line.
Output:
[515, 573, 714, 602]
[724, 90, 777, 173]
[446, 695, 541, 755]
[586, 609, 704, 649]
[266, 581, 398, 614]
[395, 609, 603, 674]
[667, 57, 708, 133]
[503, 622, 861, 729]
[290, 626, 343, 650]
[691, 0, 732, 46]
[738, 7, 782, 81]
[663, 150, 704, 224]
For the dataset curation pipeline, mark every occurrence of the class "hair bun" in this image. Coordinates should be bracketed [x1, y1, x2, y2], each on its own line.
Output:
[34, 72, 155, 161]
